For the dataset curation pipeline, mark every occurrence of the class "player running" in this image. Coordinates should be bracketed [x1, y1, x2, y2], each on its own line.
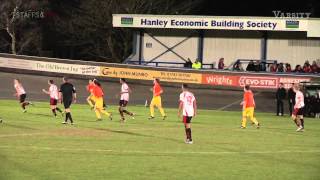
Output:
[148, 78, 166, 120]
[118, 78, 134, 122]
[292, 84, 305, 132]
[92, 80, 112, 121]
[86, 79, 95, 110]
[42, 80, 63, 117]
[240, 85, 260, 129]
[178, 84, 197, 144]
[59, 77, 76, 125]
[13, 79, 32, 113]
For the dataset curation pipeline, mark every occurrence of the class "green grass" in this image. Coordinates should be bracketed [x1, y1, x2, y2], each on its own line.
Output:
[0, 99, 320, 180]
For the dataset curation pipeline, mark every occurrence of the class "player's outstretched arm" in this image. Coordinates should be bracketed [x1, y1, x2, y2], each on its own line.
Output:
[42, 89, 49, 94]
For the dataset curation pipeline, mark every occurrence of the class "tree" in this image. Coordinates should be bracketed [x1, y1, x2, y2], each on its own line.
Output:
[51, 0, 204, 62]
[0, 0, 46, 55]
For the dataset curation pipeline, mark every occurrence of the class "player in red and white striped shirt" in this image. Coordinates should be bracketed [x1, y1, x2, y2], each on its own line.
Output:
[292, 84, 305, 132]
[42, 80, 63, 117]
[178, 84, 197, 144]
[118, 78, 134, 122]
[13, 79, 32, 113]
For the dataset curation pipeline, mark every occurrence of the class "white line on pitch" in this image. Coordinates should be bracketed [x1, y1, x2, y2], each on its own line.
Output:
[217, 92, 262, 111]
[0, 145, 319, 155]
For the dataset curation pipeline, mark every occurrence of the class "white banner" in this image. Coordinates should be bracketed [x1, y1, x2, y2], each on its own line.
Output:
[0, 57, 100, 76]
[112, 14, 320, 37]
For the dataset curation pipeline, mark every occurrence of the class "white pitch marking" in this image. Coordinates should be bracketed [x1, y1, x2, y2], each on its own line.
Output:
[217, 92, 262, 111]
[0, 145, 319, 155]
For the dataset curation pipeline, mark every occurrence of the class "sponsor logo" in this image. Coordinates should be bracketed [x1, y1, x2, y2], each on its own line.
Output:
[203, 75, 237, 86]
[285, 20, 299, 28]
[239, 76, 278, 88]
[121, 17, 133, 25]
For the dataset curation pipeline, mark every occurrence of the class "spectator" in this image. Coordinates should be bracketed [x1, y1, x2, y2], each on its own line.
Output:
[184, 58, 192, 68]
[294, 65, 304, 73]
[218, 58, 225, 70]
[303, 60, 312, 73]
[270, 62, 277, 72]
[259, 61, 266, 71]
[285, 63, 292, 72]
[311, 60, 319, 73]
[287, 83, 295, 116]
[254, 61, 263, 72]
[232, 61, 244, 71]
[246, 60, 255, 71]
[316, 91, 320, 118]
[277, 63, 285, 72]
[192, 59, 202, 69]
[276, 83, 286, 116]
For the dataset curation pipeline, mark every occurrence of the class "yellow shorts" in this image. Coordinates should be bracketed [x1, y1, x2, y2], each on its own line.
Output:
[243, 107, 255, 118]
[88, 94, 96, 102]
[94, 97, 104, 109]
[150, 96, 162, 107]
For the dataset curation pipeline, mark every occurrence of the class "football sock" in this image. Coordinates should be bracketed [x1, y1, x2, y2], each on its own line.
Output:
[101, 110, 110, 117]
[56, 107, 62, 113]
[119, 107, 124, 119]
[66, 112, 73, 123]
[68, 112, 73, 123]
[52, 109, 57, 116]
[187, 128, 192, 141]
[185, 127, 188, 140]
[159, 107, 166, 117]
[123, 110, 133, 116]
[95, 110, 102, 119]
[21, 104, 26, 109]
[300, 118, 304, 128]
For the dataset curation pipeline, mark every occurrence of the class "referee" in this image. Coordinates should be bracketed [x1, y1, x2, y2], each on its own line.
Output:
[59, 77, 76, 125]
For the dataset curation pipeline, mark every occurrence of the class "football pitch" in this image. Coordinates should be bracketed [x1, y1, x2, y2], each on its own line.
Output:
[0, 99, 320, 180]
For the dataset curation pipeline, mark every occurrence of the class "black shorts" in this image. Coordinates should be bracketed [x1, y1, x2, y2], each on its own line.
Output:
[293, 108, 304, 116]
[63, 99, 72, 109]
[119, 100, 128, 107]
[19, 94, 26, 103]
[183, 116, 192, 124]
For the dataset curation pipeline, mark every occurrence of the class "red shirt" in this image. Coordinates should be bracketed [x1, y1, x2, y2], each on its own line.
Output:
[243, 91, 255, 108]
[153, 83, 163, 97]
[87, 84, 95, 93]
[92, 85, 104, 98]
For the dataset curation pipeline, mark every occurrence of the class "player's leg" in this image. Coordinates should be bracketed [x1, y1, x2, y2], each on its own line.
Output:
[248, 108, 259, 128]
[51, 105, 57, 117]
[183, 116, 189, 142]
[87, 95, 94, 109]
[20, 94, 29, 112]
[241, 108, 248, 128]
[62, 100, 73, 124]
[96, 97, 112, 120]
[291, 109, 300, 127]
[280, 100, 284, 116]
[122, 101, 133, 117]
[155, 96, 166, 120]
[149, 97, 156, 119]
[185, 117, 193, 144]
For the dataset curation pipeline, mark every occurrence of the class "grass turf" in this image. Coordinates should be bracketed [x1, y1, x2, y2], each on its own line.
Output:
[0, 99, 320, 180]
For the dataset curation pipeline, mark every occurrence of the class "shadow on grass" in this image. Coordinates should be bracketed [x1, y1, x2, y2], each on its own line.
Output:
[4, 123, 38, 130]
[93, 127, 181, 143]
[27, 112, 54, 118]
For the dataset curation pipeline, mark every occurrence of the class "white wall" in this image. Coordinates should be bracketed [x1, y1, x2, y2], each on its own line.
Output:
[267, 39, 320, 66]
[142, 29, 198, 63]
[203, 31, 262, 68]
